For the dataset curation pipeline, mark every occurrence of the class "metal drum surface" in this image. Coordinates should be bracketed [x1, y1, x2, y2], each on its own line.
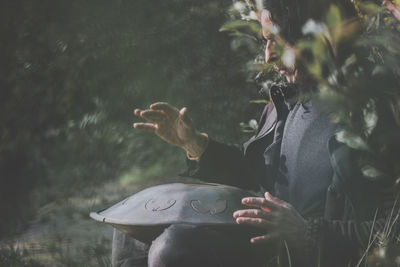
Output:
[90, 183, 256, 242]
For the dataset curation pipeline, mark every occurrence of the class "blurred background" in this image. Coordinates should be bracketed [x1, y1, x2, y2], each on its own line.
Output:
[0, 0, 263, 265]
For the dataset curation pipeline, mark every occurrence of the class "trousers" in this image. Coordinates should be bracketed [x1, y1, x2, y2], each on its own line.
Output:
[112, 224, 275, 267]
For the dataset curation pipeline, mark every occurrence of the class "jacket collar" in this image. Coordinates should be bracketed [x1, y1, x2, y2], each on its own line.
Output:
[243, 83, 301, 151]
[269, 82, 299, 111]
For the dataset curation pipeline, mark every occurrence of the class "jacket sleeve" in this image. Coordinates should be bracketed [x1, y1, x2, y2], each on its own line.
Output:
[181, 103, 275, 191]
[182, 138, 252, 189]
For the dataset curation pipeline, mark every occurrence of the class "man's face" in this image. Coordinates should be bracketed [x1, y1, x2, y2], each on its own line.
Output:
[260, 9, 297, 83]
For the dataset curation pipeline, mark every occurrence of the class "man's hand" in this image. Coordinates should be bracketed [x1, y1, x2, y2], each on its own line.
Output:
[133, 102, 208, 158]
[233, 192, 307, 244]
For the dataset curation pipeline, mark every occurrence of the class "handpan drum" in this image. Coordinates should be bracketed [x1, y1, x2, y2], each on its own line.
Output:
[90, 183, 257, 243]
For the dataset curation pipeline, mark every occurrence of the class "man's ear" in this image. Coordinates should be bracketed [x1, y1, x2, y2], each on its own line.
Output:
[255, 11, 262, 22]
[260, 9, 275, 37]
[260, 9, 272, 25]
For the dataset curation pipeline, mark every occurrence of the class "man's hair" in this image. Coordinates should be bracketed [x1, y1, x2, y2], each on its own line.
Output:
[263, 0, 356, 43]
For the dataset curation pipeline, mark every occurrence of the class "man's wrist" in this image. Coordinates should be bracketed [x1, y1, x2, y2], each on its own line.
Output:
[185, 132, 209, 161]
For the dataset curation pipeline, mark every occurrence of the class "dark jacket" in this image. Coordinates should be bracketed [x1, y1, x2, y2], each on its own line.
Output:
[184, 85, 399, 266]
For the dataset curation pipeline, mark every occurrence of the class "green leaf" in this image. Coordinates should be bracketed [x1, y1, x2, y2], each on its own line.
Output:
[249, 119, 258, 129]
[249, 99, 269, 104]
[361, 165, 386, 180]
[240, 119, 259, 133]
[226, 31, 259, 41]
[326, 5, 341, 28]
[219, 20, 262, 38]
[358, 2, 383, 16]
[336, 130, 369, 150]
[363, 99, 378, 136]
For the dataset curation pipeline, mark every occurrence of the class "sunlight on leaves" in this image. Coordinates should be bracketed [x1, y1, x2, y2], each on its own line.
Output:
[336, 130, 369, 150]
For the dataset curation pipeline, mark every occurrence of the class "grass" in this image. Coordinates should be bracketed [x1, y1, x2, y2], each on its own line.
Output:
[2, 160, 398, 266]
[0, 154, 191, 267]
[0, 180, 143, 266]
[358, 193, 400, 267]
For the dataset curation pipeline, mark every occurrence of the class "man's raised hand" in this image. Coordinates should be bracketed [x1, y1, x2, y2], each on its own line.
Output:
[133, 102, 208, 159]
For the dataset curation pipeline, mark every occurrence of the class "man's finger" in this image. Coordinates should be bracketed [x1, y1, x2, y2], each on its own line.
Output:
[140, 110, 166, 123]
[235, 217, 275, 229]
[265, 192, 289, 208]
[233, 209, 272, 219]
[179, 107, 193, 125]
[133, 123, 157, 131]
[250, 233, 280, 244]
[242, 197, 279, 211]
[134, 109, 142, 116]
[150, 102, 178, 114]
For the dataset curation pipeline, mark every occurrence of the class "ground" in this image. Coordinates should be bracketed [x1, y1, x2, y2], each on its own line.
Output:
[0, 177, 175, 267]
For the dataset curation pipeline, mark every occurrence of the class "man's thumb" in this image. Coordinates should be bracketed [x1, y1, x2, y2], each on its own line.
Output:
[179, 107, 192, 124]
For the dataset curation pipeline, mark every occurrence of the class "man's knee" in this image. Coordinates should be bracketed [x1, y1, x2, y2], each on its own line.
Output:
[112, 224, 273, 267]
[112, 229, 149, 267]
[148, 224, 222, 267]
[148, 224, 268, 267]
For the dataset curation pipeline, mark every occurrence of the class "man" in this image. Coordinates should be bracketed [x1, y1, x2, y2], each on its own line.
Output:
[117, 1, 399, 266]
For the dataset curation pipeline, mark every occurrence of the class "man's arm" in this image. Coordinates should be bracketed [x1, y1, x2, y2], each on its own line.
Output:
[183, 138, 254, 189]
[134, 102, 275, 191]
[182, 103, 276, 190]
[133, 102, 251, 187]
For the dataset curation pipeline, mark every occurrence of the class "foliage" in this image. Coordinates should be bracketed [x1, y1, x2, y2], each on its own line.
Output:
[223, 0, 400, 264]
[0, 0, 259, 237]
[1, 0, 399, 264]
[298, 2, 400, 186]
[223, 0, 400, 188]
[0, 245, 44, 267]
